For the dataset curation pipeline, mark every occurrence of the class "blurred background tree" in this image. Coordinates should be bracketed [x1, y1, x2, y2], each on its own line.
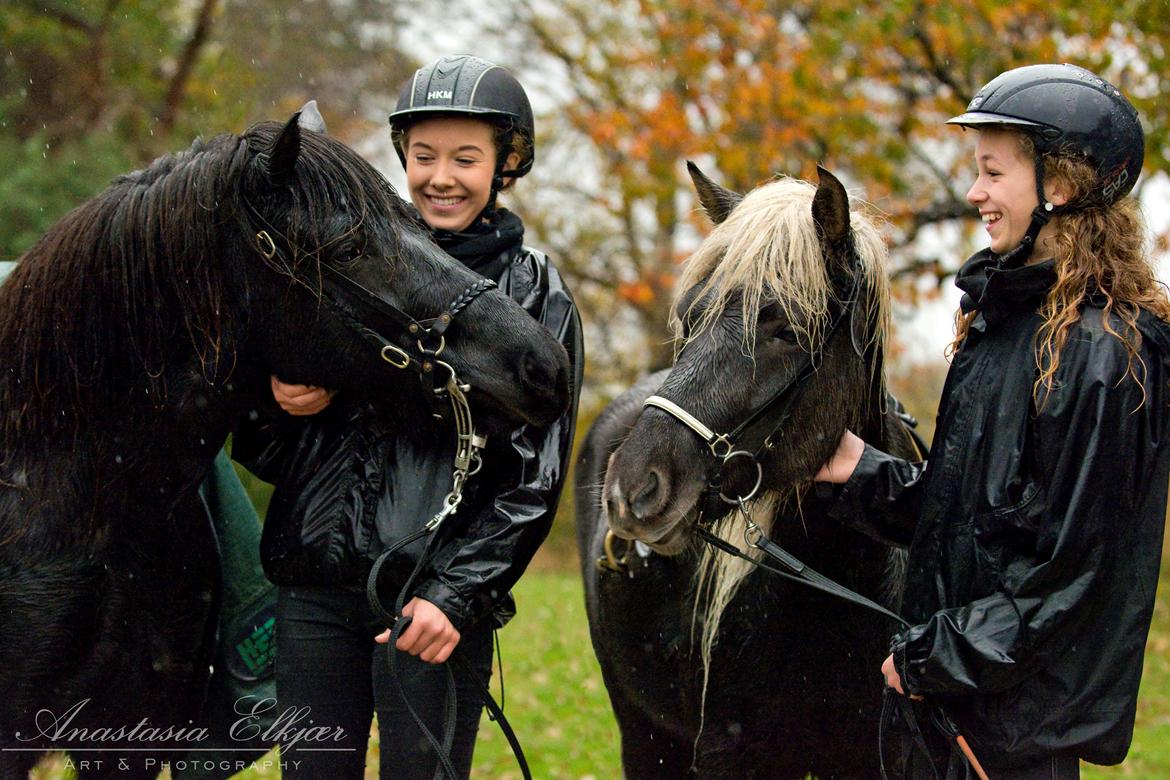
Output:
[1, 0, 414, 260]
[3, 0, 1168, 560]
[491, 0, 1170, 391]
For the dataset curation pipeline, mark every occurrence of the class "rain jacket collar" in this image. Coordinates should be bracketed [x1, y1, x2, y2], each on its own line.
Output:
[956, 248, 1056, 328]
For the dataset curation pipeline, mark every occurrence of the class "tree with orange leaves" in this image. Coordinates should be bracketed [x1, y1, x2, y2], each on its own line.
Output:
[500, 0, 1169, 390]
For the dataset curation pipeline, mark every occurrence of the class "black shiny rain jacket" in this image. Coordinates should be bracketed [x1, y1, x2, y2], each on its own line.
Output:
[831, 250, 1170, 769]
[234, 210, 583, 631]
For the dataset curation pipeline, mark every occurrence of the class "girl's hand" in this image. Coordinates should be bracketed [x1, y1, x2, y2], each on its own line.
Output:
[375, 597, 461, 664]
[882, 653, 923, 699]
[814, 430, 865, 484]
[271, 375, 335, 415]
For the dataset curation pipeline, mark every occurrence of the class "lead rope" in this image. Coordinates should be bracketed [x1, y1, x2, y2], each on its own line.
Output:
[365, 365, 532, 780]
[697, 499, 989, 780]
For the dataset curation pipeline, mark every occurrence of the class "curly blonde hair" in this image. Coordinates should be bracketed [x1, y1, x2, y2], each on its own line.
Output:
[950, 131, 1170, 407]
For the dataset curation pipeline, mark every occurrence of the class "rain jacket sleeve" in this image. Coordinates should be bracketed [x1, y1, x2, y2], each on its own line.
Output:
[893, 326, 1168, 697]
[826, 444, 926, 547]
[413, 261, 585, 631]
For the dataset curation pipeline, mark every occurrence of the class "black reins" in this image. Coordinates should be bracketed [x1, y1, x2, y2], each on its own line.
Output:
[365, 530, 531, 780]
[247, 214, 531, 779]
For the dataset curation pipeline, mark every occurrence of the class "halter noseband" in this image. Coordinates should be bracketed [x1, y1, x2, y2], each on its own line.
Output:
[254, 228, 497, 403]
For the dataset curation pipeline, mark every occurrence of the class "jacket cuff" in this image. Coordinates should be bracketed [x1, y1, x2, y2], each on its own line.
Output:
[826, 443, 883, 523]
[413, 580, 481, 633]
[891, 625, 928, 696]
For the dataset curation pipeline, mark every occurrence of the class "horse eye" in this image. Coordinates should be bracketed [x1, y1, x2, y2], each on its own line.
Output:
[772, 328, 799, 344]
[758, 313, 798, 344]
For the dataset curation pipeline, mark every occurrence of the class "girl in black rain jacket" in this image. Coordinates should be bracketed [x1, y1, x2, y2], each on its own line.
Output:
[234, 55, 583, 780]
[816, 64, 1170, 779]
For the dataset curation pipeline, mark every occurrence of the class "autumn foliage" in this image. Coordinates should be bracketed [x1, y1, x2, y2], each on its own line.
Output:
[508, 0, 1170, 388]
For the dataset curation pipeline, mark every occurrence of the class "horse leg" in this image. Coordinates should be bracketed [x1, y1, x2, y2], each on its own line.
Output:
[609, 697, 696, 780]
[590, 571, 699, 780]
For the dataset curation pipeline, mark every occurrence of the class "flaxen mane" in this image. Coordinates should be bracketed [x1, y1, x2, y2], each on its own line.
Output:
[669, 176, 892, 721]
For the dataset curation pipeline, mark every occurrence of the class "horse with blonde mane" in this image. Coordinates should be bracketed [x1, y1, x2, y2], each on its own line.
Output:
[577, 164, 920, 778]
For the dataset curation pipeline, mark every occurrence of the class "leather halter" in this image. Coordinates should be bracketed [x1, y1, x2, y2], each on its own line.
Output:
[643, 265, 862, 522]
[254, 228, 497, 403]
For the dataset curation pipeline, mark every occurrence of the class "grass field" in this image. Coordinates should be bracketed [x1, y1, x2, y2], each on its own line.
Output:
[30, 561, 1170, 779]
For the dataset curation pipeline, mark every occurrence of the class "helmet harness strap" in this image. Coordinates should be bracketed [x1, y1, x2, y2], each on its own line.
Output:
[484, 123, 516, 217]
[482, 121, 533, 222]
[999, 149, 1059, 269]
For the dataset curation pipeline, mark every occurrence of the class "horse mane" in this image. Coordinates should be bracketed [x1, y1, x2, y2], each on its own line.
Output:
[0, 120, 414, 453]
[671, 175, 891, 362]
[670, 176, 895, 743]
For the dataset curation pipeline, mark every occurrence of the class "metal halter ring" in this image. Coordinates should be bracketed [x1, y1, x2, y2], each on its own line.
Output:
[419, 334, 446, 357]
[718, 450, 764, 505]
[256, 230, 277, 260]
[380, 344, 411, 369]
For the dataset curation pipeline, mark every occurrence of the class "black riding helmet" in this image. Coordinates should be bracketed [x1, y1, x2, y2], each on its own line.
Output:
[388, 55, 535, 207]
[947, 63, 1145, 264]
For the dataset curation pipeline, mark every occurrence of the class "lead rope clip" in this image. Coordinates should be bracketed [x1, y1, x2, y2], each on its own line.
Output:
[426, 363, 487, 532]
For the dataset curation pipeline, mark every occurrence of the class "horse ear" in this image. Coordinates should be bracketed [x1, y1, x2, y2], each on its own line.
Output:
[687, 161, 743, 225]
[812, 165, 851, 244]
[263, 112, 302, 186]
[297, 100, 327, 134]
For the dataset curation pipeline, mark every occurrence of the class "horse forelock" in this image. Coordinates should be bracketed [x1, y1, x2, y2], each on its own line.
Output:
[242, 121, 416, 285]
[672, 176, 891, 362]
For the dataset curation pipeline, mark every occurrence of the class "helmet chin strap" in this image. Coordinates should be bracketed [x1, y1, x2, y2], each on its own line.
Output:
[477, 126, 519, 222]
[997, 152, 1059, 269]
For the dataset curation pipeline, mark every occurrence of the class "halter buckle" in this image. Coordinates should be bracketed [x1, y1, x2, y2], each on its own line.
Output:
[708, 434, 734, 459]
[380, 344, 411, 370]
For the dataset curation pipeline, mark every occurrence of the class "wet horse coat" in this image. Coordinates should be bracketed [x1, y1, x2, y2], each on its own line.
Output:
[578, 165, 918, 778]
[0, 109, 569, 779]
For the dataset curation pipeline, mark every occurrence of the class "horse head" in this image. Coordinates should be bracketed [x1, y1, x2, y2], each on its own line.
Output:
[604, 163, 891, 553]
[235, 106, 570, 432]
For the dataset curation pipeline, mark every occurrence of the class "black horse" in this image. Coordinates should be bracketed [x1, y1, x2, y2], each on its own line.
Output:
[0, 107, 570, 779]
[577, 164, 919, 778]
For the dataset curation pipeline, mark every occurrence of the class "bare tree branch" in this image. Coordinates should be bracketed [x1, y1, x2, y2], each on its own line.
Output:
[19, 0, 96, 33]
[158, 0, 221, 142]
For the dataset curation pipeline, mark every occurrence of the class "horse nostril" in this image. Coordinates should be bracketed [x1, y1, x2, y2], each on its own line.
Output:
[520, 349, 557, 399]
[630, 467, 668, 520]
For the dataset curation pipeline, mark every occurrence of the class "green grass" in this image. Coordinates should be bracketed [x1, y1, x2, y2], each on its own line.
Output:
[29, 565, 1170, 779]
[467, 572, 620, 780]
[1082, 565, 1170, 778]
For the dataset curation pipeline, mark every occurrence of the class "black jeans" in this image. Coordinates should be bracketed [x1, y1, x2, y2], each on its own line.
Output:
[274, 585, 493, 780]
